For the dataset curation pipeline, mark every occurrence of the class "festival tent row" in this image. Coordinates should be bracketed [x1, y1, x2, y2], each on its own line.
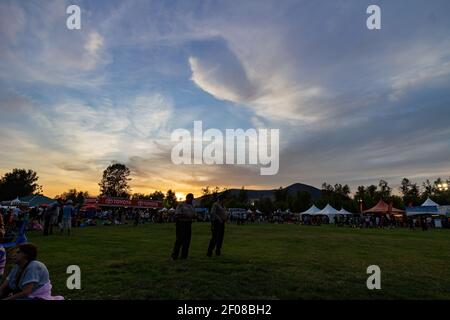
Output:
[300, 204, 354, 216]
[299, 200, 409, 223]
[159, 208, 176, 213]
[299, 204, 355, 222]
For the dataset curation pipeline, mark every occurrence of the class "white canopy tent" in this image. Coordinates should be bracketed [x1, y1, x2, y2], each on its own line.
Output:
[10, 197, 22, 206]
[300, 205, 320, 216]
[421, 197, 439, 207]
[406, 197, 441, 216]
[314, 204, 339, 223]
[337, 208, 353, 215]
[316, 204, 339, 215]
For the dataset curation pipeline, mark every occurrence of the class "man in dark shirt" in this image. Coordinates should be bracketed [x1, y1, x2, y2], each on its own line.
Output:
[171, 193, 196, 260]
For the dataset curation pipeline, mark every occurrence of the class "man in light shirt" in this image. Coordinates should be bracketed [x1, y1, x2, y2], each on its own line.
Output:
[207, 194, 228, 257]
[61, 200, 74, 236]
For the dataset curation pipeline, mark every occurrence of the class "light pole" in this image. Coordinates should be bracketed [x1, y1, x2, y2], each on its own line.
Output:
[437, 183, 449, 192]
[358, 198, 363, 213]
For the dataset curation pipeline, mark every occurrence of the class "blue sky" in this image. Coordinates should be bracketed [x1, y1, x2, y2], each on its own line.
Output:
[1, 0, 450, 197]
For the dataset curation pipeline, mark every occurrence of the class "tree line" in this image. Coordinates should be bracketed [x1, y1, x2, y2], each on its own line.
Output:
[0, 164, 179, 209]
[1, 164, 449, 213]
[197, 177, 450, 214]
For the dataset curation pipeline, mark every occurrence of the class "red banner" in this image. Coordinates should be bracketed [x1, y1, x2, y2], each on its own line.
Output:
[95, 197, 162, 208]
[84, 198, 98, 205]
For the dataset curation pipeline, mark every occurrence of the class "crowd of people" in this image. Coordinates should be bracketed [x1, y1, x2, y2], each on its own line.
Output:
[0, 200, 77, 237]
[302, 214, 448, 230]
[1, 200, 448, 237]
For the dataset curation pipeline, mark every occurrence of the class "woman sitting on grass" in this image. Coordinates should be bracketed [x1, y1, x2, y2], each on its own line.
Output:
[0, 243, 63, 300]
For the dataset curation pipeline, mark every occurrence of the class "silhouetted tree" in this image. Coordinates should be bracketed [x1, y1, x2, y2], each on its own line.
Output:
[164, 189, 178, 208]
[254, 197, 274, 215]
[0, 168, 41, 201]
[421, 179, 434, 198]
[291, 190, 311, 212]
[150, 191, 165, 201]
[99, 163, 131, 198]
[57, 189, 90, 205]
[238, 187, 248, 204]
[400, 178, 420, 206]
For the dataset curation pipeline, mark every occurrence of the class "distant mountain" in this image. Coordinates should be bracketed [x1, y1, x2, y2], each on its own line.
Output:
[200, 183, 322, 201]
[282, 183, 322, 199]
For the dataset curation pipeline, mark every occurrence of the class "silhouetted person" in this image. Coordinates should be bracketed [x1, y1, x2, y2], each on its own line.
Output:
[207, 195, 227, 257]
[43, 203, 58, 236]
[61, 200, 74, 236]
[171, 194, 196, 260]
[421, 217, 428, 231]
[133, 210, 140, 226]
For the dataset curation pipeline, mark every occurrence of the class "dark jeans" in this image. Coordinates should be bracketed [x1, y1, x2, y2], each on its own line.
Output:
[172, 221, 192, 259]
[207, 220, 225, 256]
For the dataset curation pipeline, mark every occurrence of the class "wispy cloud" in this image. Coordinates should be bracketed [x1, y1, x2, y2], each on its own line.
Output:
[0, 1, 110, 88]
[1, 0, 450, 196]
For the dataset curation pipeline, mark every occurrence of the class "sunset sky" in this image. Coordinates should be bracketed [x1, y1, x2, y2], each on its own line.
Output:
[1, 0, 450, 198]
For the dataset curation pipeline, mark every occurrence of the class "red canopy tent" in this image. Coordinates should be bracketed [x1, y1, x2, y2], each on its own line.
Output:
[80, 204, 99, 210]
[363, 199, 404, 215]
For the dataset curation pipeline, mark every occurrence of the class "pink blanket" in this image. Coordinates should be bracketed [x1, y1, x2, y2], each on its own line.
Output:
[28, 282, 64, 300]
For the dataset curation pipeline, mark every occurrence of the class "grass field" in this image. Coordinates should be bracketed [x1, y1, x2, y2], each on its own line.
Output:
[4, 223, 450, 300]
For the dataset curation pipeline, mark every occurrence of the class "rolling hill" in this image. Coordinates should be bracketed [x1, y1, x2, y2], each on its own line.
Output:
[201, 183, 322, 201]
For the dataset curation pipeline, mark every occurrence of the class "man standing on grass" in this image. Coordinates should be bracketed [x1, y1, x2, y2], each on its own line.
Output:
[171, 193, 196, 260]
[61, 200, 74, 236]
[207, 194, 228, 257]
[43, 202, 58, 236]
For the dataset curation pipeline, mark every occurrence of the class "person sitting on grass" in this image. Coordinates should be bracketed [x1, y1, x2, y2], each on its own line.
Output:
[30, 219, 43, 231]
[0, 243, 63, 300]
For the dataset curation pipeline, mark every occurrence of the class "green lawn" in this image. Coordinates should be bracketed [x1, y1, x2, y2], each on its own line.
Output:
[4, 223, 450, 299]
